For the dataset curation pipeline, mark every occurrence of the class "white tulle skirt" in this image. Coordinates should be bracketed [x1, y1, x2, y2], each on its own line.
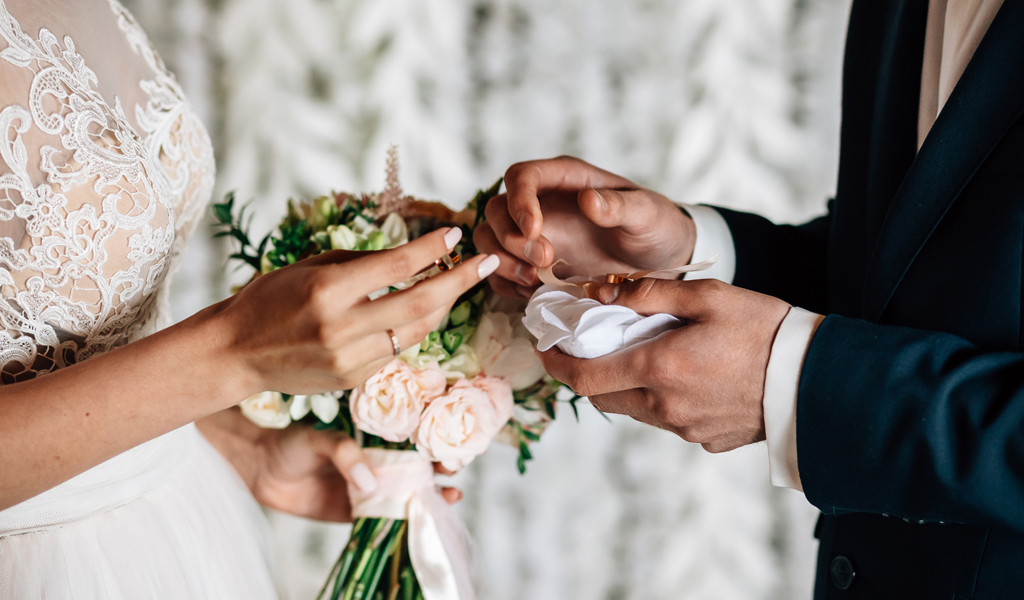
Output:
[0, 424, 283, 600]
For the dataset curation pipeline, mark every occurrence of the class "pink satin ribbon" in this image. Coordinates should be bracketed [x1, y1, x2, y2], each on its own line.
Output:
[348, 449, 474, 600]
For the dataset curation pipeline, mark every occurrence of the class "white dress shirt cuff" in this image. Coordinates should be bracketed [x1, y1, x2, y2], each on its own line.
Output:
[678, 204, 736, 284]
[763, 306, 824, 492]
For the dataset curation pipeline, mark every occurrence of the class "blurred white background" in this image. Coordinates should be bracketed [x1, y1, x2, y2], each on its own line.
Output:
[120, 0, 852, 598]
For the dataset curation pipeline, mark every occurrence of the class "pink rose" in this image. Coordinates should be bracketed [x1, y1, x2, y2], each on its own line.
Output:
[413, 377, 514, 470]
[350, 360, 446, 442]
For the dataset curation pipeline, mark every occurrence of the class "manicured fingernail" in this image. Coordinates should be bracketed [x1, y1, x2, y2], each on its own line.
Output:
[351, 463, 377, 493]
[478, 254, 500, 278]
[599, 284, 620, 303]
[523, 240, 544, 265]
[515, 263, 535, 285]
[593, 190, 608, 211]
[444, 228, 462, 250]
[517, 212, 533, 235]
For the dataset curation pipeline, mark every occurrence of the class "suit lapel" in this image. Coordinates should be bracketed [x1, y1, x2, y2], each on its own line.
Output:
[863, 1, 1024, 322]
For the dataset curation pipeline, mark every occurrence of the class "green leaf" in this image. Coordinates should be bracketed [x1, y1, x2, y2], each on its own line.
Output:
[516, 454, 527, 475]
[569, 397, 580, 422]
[518, 439, 533, 461]
[213, 201, 233, 225]
[473, 177, 503, 228]
[442, 330, 463, 354]
[520, 428, 541, 442]
[448, 301, 472, 326]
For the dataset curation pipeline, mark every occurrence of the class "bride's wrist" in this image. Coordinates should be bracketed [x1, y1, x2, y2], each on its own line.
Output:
[183, 298, 264, 406]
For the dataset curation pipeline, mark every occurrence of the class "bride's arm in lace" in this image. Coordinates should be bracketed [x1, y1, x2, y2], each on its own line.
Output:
[0, 228, 498, 511]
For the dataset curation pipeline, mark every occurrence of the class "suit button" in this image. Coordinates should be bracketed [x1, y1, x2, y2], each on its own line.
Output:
[830, 556, 855, 590]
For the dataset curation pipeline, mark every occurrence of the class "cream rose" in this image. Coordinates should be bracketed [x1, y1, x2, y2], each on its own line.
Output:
[413, 377, 513, 470]
[290, 393, 341, 423]
[240, 391, 292, 429]
[350, 360, 446, 442]
[472, 311, 546, 390]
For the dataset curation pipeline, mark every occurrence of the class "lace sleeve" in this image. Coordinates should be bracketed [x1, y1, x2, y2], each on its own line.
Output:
[0, 0, 215, 383]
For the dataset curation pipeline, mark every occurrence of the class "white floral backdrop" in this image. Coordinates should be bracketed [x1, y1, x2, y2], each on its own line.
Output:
[121, 0, 852, 598]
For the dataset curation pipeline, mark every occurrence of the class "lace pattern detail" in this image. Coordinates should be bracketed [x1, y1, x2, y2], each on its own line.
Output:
[0, 0, 214, 383]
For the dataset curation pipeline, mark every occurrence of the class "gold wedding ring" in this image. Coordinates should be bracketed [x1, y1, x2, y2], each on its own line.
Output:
[606, 274, 628, 284]
[387, 329, 401, 357]
[434, 251, 461, 272]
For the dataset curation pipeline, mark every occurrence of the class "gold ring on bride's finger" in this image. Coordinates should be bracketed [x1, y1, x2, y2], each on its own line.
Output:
[387, 329, 401, 357]
[434, 251, 461, 272]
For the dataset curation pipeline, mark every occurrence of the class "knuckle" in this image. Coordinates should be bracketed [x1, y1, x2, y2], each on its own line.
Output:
[504, 161, 527, 182]
[313, 321, 334, 346]
[405, 293, 436, 320]
[568, 369, 594, 397]
[678, 426, 699, 444]
[630, 277, 659, 304]
[304, 272, 334, 309]
[387, 251, 416, 281]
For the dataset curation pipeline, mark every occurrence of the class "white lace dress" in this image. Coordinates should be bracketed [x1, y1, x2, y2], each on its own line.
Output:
[0, 0, 282, 597]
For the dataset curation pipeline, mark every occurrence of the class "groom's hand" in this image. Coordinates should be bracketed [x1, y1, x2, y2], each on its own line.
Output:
[473, 156, 696, 297]
[538, 278, 791, 453]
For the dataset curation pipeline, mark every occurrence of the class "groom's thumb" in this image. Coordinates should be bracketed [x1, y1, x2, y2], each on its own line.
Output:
[578, 188, 660, 232]
[598, 278, 719, 320]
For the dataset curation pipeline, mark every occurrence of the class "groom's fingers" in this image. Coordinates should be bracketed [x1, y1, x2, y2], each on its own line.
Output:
[484, 193, 554, 268]
[504, 156, 635, 240]
[578, 188, 664, 234]
[538, 346, 647, 398]
[602, 278, 720, 321]
[472, 221, 540, 288]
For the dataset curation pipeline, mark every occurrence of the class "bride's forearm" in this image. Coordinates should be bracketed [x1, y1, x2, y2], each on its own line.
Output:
[0, 300, 258, 511]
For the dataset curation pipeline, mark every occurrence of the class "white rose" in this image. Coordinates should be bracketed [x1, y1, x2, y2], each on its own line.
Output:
[472, 311, 547, 390]
[438, 344, 481, 381]
[413, 377, 513, 471]
[290, 393, 341, 423]
[240, 391, 292, 429]
[350, 360, 446, 442]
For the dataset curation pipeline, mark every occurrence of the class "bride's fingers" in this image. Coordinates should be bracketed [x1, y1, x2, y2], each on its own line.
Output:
[330, 228, 463, 297]
[351, 254, 499, 335]
[440, 487, 463, 504]
[433, 463, 458, 476]
[342, 305, 451, 377]
[312, 430, 378, 493]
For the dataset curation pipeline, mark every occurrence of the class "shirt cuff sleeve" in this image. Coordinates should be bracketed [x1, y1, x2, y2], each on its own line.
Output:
[763, 306, 824, 492]
[678, 204, 736, 284]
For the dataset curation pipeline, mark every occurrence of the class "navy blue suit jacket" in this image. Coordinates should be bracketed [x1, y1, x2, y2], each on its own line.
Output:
[714, 1, 1024, 597]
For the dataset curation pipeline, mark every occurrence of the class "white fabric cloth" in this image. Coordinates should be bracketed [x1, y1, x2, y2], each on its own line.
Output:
[0, 1, 281, 597]
[524, 284, 682, 359]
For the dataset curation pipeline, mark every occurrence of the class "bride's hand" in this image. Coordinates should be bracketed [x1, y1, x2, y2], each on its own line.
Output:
[219, 227, 500, 397]
[197, 409, 462, 522]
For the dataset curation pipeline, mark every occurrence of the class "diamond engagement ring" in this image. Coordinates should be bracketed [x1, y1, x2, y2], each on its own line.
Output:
[387, 329, 401, 356]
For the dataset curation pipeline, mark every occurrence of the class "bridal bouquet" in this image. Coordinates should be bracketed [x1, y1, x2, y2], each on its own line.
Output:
[213, 149, 578, 600]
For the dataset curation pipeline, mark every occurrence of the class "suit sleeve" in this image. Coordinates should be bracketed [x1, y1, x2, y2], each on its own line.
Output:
[798, 315, 1024, 533]
[712, 205, 831, 314]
